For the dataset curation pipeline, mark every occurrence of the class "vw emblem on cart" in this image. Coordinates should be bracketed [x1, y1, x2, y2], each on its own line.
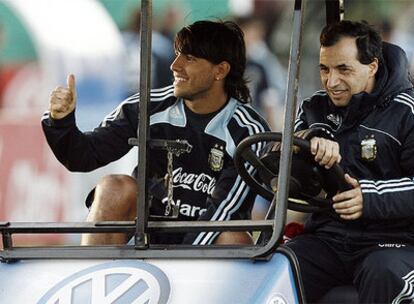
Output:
[267, 293, 288, 304]
[37, 261, 170, 304]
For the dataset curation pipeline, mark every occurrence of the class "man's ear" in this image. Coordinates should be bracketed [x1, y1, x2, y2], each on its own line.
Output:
[369, 58, 379, 77]
[215, 61, 231, 81]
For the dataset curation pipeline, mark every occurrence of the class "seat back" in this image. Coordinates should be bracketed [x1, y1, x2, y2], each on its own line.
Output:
[317, 285, 358, 303]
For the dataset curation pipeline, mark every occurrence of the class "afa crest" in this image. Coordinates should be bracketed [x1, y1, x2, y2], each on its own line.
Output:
[361, 135, 377, 161]
[209, 144, 224, 171]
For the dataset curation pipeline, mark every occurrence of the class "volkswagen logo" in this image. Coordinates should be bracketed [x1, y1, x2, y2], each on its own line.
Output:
[267, 293, 288, 304]
[37, 260, 171, 304]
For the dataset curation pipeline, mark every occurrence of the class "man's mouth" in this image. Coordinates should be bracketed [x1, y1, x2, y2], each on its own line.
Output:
[174, 76, 188, 84]
[329, 89, 347, 97]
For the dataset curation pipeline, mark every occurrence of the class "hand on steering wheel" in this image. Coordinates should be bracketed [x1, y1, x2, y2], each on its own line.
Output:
[234, 132, 349, 213]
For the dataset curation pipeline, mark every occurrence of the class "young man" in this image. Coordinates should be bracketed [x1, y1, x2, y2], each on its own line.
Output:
[42, 20, 270, 246]
[286, 20, 414, 303]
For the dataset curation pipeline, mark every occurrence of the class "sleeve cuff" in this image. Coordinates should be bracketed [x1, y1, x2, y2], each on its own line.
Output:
[301, 127, 335, 140]
[48, 111, 76, 128]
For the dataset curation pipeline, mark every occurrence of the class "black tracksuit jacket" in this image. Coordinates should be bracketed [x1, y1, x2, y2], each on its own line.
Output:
[294, 43, 414, 245]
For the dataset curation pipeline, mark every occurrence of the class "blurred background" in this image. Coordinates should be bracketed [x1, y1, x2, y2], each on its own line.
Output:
[0, 0, 413, 245]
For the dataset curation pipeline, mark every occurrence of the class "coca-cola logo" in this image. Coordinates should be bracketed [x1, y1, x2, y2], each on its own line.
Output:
[172, 167, 216, 194]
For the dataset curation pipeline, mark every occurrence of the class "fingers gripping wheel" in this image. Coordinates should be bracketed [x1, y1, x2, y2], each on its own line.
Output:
[234, 132, 348, 213]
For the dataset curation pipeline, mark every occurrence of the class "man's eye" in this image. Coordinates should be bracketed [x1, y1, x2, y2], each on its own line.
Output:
[186, 55, 195, 61]
[320, 67, 328, 73]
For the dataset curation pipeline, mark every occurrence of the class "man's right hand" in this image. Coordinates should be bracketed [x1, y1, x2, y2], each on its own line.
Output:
[49, 74, 77, 120]
[310, 137, 341, 169]
[294, 130, 341, 169]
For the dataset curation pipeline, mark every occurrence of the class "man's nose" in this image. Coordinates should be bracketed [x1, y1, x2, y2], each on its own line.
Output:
[326, 70, 341, 88]
[170, 55, 182, 72]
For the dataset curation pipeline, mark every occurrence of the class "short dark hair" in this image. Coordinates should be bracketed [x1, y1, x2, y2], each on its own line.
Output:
[174, 20, 251, 103]
[320, 20, 382, 65]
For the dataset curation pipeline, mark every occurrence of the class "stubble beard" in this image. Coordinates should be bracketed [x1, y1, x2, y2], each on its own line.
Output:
[174, 86, 210, 102]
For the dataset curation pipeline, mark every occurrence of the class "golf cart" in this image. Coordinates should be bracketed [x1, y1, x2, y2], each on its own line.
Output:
[0, 0, 358, 303]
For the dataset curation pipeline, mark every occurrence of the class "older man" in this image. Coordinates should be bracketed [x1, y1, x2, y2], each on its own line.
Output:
[286, 20, 414, 303]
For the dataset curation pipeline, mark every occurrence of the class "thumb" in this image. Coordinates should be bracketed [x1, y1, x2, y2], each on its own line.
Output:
[344, 173, 359, 188]
[67, 74, 77, 100]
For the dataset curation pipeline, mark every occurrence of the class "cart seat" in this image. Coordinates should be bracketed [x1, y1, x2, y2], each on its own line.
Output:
[317, 285, 358, 303]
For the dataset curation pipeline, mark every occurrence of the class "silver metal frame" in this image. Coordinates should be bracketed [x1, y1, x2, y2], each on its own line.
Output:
[0, 0, 309, 262]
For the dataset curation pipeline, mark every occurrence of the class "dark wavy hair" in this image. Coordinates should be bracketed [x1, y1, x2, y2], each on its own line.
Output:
[174, 20, 251, 103]
[320, 20, 382, 64]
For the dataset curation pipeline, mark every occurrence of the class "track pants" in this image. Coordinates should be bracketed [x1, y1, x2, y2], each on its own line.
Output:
[284, 234, 414, 303]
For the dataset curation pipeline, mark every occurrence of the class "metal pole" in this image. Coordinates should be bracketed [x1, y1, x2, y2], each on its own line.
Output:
[325, 0, 344, 25]
[255, 0, 305, 258]
[135, 0, 152, 248]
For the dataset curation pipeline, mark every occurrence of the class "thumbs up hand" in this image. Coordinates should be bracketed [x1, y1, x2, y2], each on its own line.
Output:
[49, 74, 77, 120]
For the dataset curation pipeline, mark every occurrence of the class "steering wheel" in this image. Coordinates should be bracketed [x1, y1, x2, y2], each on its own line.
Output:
[234, 132, 349, 213]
